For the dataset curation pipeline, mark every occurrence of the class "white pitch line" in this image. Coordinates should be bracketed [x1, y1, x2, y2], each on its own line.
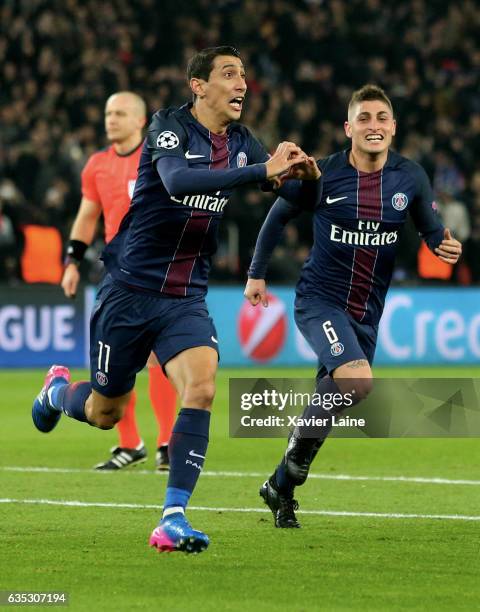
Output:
[1, 466, 480, 487]
[0, 498, 479, 522]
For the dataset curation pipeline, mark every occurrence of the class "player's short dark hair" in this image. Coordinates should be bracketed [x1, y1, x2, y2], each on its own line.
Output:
[187, 46, 241, 87]
[348, 84, 394, 117]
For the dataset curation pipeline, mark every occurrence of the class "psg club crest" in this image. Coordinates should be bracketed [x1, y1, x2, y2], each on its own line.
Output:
[391, 192, 408, 211]
[157, 130, 179, 149]
[96, 371, 108, 386]
[237, 152, 247, 168]
[330, 342, 344, 357]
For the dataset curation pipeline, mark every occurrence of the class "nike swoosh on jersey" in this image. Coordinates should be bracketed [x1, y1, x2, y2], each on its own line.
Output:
[326, 195, 348, 204]
[189, 450, 206, 459]
[185, 151, 205, 159]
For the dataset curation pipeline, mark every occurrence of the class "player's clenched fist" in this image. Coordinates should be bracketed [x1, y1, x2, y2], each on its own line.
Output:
[434, 228, 462, 264]
[244, 278, 269, 307]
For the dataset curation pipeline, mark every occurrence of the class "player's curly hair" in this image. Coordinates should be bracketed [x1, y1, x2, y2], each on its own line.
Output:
[187, 46, 242, 99]
[348, 84, 394, 118]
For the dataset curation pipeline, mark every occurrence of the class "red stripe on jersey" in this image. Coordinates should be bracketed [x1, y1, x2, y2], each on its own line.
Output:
[358, 169, 383, 220]
[161, 212, 212, 296]
[209, 132, 230, 169]
[346, 247, 378, 321]
[346, 169, 382, 320]
[161, 131, 229, 296]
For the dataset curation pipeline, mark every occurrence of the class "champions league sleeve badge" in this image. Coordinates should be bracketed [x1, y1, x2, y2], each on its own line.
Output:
[157, 131, 180, 150]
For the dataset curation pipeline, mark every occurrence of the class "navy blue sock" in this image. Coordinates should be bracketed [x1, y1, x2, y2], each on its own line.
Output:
[275, 434, 327, 494]
[275, 377, 339, 494]
[275, 405, 330, 495]
[275, 459, 296, 494]
[56, 382, 91, 423]
[163, 408, 210, 515]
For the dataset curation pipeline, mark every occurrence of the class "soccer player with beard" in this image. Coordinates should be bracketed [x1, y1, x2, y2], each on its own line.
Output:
[61, 91, 176, 472]
[245, 84, 462, 528]
[32, 47, 317, 553]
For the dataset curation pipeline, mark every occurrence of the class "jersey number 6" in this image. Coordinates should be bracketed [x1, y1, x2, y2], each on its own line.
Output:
[322, 321, 338, 345]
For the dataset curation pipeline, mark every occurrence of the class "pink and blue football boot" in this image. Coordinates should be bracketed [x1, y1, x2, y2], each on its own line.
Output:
[32, 365, 70, 433]
[149, 513, 209, 554]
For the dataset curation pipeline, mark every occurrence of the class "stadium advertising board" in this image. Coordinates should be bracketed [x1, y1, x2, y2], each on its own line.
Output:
[207, 286, 480, 366]
[0, 285, 479, 366]
[376, 289, 480, 363]
[0, 286, 89, 367]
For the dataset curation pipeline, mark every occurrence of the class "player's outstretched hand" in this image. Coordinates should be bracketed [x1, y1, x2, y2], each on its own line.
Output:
[244, 278, 268, 307]
[265, 142, 307, 180]
[434, 228, 462, 264]
[61, 264, 80, 299]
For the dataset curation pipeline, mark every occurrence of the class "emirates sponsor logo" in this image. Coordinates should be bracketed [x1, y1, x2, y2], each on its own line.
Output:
[330, 220, 398, 246]
[170, 191, 229, 213]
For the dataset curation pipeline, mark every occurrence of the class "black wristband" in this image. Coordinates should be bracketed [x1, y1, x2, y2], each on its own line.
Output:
[66, 239, 88, 264]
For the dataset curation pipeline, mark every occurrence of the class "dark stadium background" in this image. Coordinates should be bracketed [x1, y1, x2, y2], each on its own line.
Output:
[1, 0, 479, 287]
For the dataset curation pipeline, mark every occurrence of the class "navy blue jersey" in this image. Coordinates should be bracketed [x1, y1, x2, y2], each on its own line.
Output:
[297, 150, 444, 325]
[102, 103, 269, 296]
[250, 149, 444, 327]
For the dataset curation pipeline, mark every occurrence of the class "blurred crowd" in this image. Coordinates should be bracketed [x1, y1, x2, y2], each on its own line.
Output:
[1, 0, 480, 285]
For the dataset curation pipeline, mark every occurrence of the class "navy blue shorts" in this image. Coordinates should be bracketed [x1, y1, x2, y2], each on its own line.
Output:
[294, 296, 378, 379]
[90, 275, 219, 397]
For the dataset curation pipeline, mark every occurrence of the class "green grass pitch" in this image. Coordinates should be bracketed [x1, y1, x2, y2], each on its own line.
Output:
[1, 366, 480, 611]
